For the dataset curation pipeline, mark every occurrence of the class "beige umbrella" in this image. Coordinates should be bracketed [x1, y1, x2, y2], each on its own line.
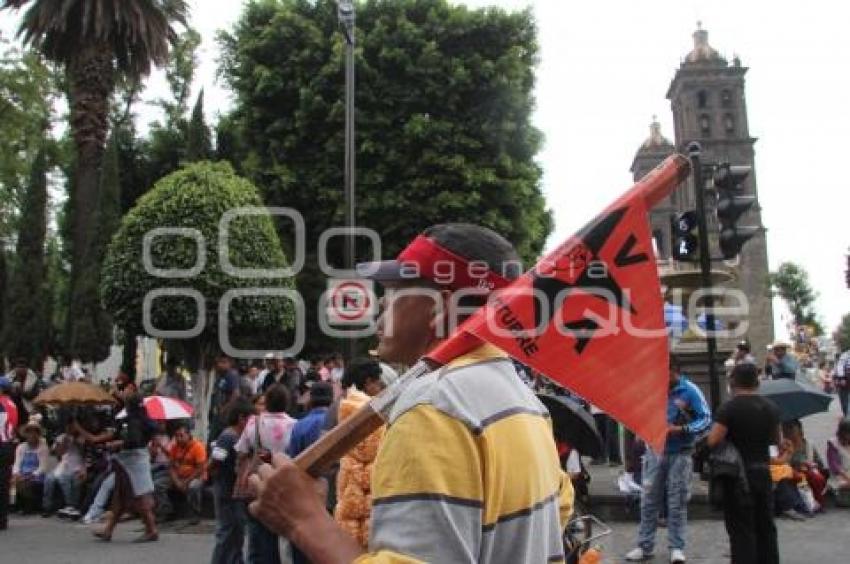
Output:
[33, 381, 116, 407]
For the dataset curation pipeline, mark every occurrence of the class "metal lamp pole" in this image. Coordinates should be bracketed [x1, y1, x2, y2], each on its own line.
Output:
[339, 1, 357, 362]
[339, 1, 356, 270]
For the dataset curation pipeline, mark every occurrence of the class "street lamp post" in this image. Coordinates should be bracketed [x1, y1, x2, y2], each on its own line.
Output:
[338, 1, 357, 362]
[339, 1, 356, 271]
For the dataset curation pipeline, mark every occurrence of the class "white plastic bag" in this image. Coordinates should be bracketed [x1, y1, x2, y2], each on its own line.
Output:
[798, 483, 819, 514]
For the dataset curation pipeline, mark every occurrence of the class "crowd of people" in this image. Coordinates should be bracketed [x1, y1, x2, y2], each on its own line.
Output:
[2, 343, 850, 563]
[0, 350, 393, 560]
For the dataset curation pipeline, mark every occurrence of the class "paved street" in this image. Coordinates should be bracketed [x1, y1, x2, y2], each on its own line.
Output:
[2, 516, 215, 564]
[596, 509, 850, 563]
[3, 397, 848, 563]
[3, 508, 849, 563]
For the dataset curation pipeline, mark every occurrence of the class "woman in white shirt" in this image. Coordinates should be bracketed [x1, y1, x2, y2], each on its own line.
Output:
[12, 421, 49, 513]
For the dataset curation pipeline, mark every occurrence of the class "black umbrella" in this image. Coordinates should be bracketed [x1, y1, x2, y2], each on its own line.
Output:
[536, 393, 603, 459]
[758, 379, 833, 422]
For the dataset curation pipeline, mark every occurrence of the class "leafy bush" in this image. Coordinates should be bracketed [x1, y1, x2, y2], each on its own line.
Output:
[101, 161, 294, 343]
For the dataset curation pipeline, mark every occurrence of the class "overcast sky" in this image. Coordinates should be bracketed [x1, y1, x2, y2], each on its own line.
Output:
[4, 0, 849, 339]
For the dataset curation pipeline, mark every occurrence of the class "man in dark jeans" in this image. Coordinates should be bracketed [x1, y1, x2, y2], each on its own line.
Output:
[209, 399, 255, 564]
[286, 381, 334, 564]
[707, 363, 781, 564]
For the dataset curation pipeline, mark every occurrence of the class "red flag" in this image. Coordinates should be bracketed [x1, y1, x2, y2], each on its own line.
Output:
[429, 155, 690, 452]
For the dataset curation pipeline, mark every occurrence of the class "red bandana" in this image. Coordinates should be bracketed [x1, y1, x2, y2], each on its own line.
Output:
[395, 235, 511, 292]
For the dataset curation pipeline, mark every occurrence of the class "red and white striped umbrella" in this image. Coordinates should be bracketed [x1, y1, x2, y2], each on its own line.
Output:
[117, 395, 194, 420]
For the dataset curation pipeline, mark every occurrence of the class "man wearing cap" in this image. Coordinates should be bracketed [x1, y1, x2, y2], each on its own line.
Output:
[249, 224, 573, 563]
[0, 376, 20, 530]
[766, 341, 799, 381]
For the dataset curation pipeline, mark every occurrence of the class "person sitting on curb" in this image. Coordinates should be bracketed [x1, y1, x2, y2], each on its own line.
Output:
[155, 423, 206, 523]
[42, 422, 86, 519]
[826, 418, 850, 506]
[12, 420, 49, 514]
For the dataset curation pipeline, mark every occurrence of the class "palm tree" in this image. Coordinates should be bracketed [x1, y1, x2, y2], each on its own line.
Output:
[2, 0, 188, 361]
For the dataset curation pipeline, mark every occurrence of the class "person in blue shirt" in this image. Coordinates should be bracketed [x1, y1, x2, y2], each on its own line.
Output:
[626, 355, 711, 564]
[285, 381, 334, 564]
[287, 381, 334, 459]
[209, 354, 242, 443]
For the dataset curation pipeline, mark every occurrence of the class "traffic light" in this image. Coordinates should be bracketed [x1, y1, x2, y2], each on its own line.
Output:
[671, 210, 699, 261]
[713, 163, 757, 259]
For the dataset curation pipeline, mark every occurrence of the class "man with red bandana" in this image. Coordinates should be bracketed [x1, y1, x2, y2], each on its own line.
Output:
[249, 224, 574, 563]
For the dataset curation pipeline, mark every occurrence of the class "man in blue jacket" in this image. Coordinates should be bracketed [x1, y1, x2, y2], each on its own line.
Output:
[626, 355, 711, 563]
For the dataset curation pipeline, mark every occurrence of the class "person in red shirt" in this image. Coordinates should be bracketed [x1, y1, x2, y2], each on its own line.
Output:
[1, 376, 21, 530]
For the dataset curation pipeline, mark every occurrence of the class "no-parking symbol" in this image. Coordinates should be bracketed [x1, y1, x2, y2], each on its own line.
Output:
[326, 279, 376, 325]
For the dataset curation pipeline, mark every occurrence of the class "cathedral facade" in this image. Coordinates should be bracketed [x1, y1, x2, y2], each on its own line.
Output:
[631, 24, 774, 358]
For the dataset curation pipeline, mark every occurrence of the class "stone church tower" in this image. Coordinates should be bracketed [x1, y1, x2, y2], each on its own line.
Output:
[631, 24, 774, 358]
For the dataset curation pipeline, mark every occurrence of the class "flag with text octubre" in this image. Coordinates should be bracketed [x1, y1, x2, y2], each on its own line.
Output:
[429, 155, 691, 452]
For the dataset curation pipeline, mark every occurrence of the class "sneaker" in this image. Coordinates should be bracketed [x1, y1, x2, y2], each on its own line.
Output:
[66, 508, 82, 520]
[56, 506, 73, 518]
[82, 511, 101, 525]
[670, 548, 686, 563]
[83, 512, 106, 525]
[625, 547, 654, 561]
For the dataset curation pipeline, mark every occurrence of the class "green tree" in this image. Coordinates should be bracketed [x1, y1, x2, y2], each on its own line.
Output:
[185, 89, 212, 162]
[3, 0, 189, 361]
[101, 161, 295, 437]
[143, 27, 202, 184]
[834, 313, 850, 353]
[2, 148, 49, 366]
[114, 120, 151, 215]
[768, 262, 822, 333]
[0, 244, 6, 349]
[157, 26, 200, 126]
[44, 235, 69, 357]
[0, 34, 56, 241]
[65, 131, 124, 363]
[219, 0, 551, 352]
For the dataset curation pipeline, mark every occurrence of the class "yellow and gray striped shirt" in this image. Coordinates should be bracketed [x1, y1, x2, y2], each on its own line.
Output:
[355, 344, 573, 564]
